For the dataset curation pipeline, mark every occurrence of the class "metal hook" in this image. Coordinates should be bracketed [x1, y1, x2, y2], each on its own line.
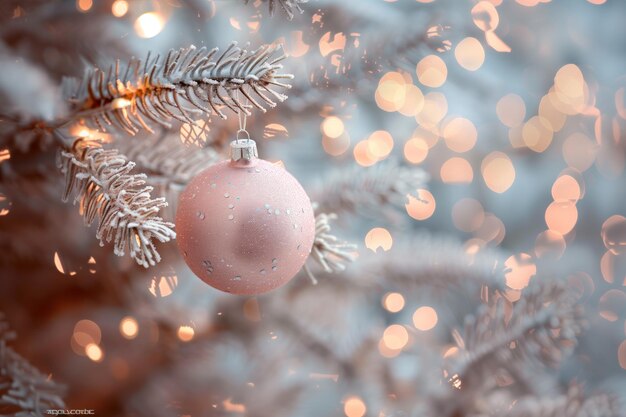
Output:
[236, 129, 251, 141]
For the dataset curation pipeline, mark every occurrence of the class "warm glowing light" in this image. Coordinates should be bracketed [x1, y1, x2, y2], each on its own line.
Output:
[367, 130, 394, 158]
[416, 92, 448, 126]
[440, 157, 473, 184]
[177, 325, 195, 342]
[322, 132, 351, 156]
[73, 320, 102, 347]
[619, 341, 626, 370]
[376, 72, 407, 112]
[344, 397, 367, 417]
[54, 252, 65, 274]
[538, 94, 566, 132]
[286, 31, 309, 57]
[535, 230, 566, 260]
[416, 55, 447, 88]
[382, 324, 409, 350]
[85, 343, 103, 362]
[353, 140, 378, 167]
[522, 116, 553, 152]
[383, 292, 405, 313]
[496, 94, 526, 128]
[412, 126, 439, 148]
[134, 12, 165, 38]
[443, 117, 477, 153]
[554, 64, 585, 101]
[562, 132, 597, 171]
[365, 227, 393, 253]
[412, 306, 438, 331]
[471, 1, 499, 31]
[475, 213, 506, 245]
[599, 290, 626, 322]
[454, 37, 485, 71]
[404, 137, 429, 164]
[396, 84, 424, 117]
[111, 0, 129, 17]
[149, 272, 178, 297]
[600, 251, 626, 284]
[602, 215, 626, 255]
[120, 316, 139, 339]
[485, 31, 511, 53]
[481, 152, 515, 193]
[551, 175, 581, 202]
[262, 123, 286, 140]
[406, 189, 436, 220]
[452, 198, 485, 232]
[77, 0, 93, 12]
[545, 201, 577, 234]
[505, 253, 536, 290]
[319, 31, 346, 57]
[321, 116, 345, 139]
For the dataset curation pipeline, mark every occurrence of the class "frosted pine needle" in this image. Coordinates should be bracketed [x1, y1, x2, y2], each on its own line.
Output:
[58, 143, 176, 267]
[312, 160, 429, 221]
[244, 0, 308, 20]
[62, 43, 293, 134]
[0, 314, 65, 416]
[304, 210, 357, 284]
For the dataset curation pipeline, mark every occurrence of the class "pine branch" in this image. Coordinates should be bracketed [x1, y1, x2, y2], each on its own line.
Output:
[501, 385, 624, 417]
[62, 43, 293, 135]
[448, 281, 584, 388]
[113, 133, 221, 189]
[0, 314, 65, 417]
[244, 0, 308, 20]
[58, 143, 176, 267]
[304, 209, 357, 284]
[311, 160, 429, 221]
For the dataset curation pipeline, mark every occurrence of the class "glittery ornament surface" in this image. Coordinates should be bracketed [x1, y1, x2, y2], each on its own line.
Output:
[176, 158, 315, 295]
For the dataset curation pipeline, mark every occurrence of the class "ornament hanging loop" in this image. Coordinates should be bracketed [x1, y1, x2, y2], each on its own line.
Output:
[236, 91, 250, 144]
[236, 128, 251, 141]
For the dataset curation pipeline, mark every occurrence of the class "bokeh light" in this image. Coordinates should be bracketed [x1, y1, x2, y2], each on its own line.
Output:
[416, 55, 447, 88]
[481, 152, 515, 193]
[344, 396, 367, 417]
[442, 117, 477, 153]
[454, 37, 485, 71]
[383, 292, 405, 313]
[365, 227, 393, 252]
[134, 12, 165, 38]
[382, 324, 409, 350]
[505, 253, 536, 290]
[406, 189, 436, 220]
[440, 157, 473, 184]
[119, 316, 139, 340]
[412, 306, 438, 331]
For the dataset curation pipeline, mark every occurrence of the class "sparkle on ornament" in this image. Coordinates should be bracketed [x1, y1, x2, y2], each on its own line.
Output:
[275, 209, 280, 215]
[224, 193, 230, 198]
[228, 204, 234, 209]
[197, 211, 205, 220]
[228, 214, 234, 220]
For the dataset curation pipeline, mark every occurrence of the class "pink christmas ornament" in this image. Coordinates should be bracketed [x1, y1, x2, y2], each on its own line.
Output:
[176, 139, 315, 295]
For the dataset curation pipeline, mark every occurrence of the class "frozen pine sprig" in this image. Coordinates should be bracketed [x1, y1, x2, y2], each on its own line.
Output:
[244, 0, 308, 20]
[495, 385, 623, 417]
[59, 142, 176, 267]
[304, 209, 357, 284]
[0, 314, 65, 417]
[448, 281, 584, 389]
[312, 160, 429, 221]
[114, 132, 221, 189]
[62, 43, 293, 134]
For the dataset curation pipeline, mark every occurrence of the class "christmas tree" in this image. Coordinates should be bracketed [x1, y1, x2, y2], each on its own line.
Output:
[1, 0, 626, 416]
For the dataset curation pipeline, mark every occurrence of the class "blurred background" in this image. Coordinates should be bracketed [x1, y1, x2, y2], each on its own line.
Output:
[1, 0, 626, 416]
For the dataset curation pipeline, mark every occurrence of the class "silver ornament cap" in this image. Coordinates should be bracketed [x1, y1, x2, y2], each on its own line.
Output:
[230, 139, 258, 163]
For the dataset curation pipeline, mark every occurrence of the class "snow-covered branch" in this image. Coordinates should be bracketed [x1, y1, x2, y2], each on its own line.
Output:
[58, 143, 176, 267]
